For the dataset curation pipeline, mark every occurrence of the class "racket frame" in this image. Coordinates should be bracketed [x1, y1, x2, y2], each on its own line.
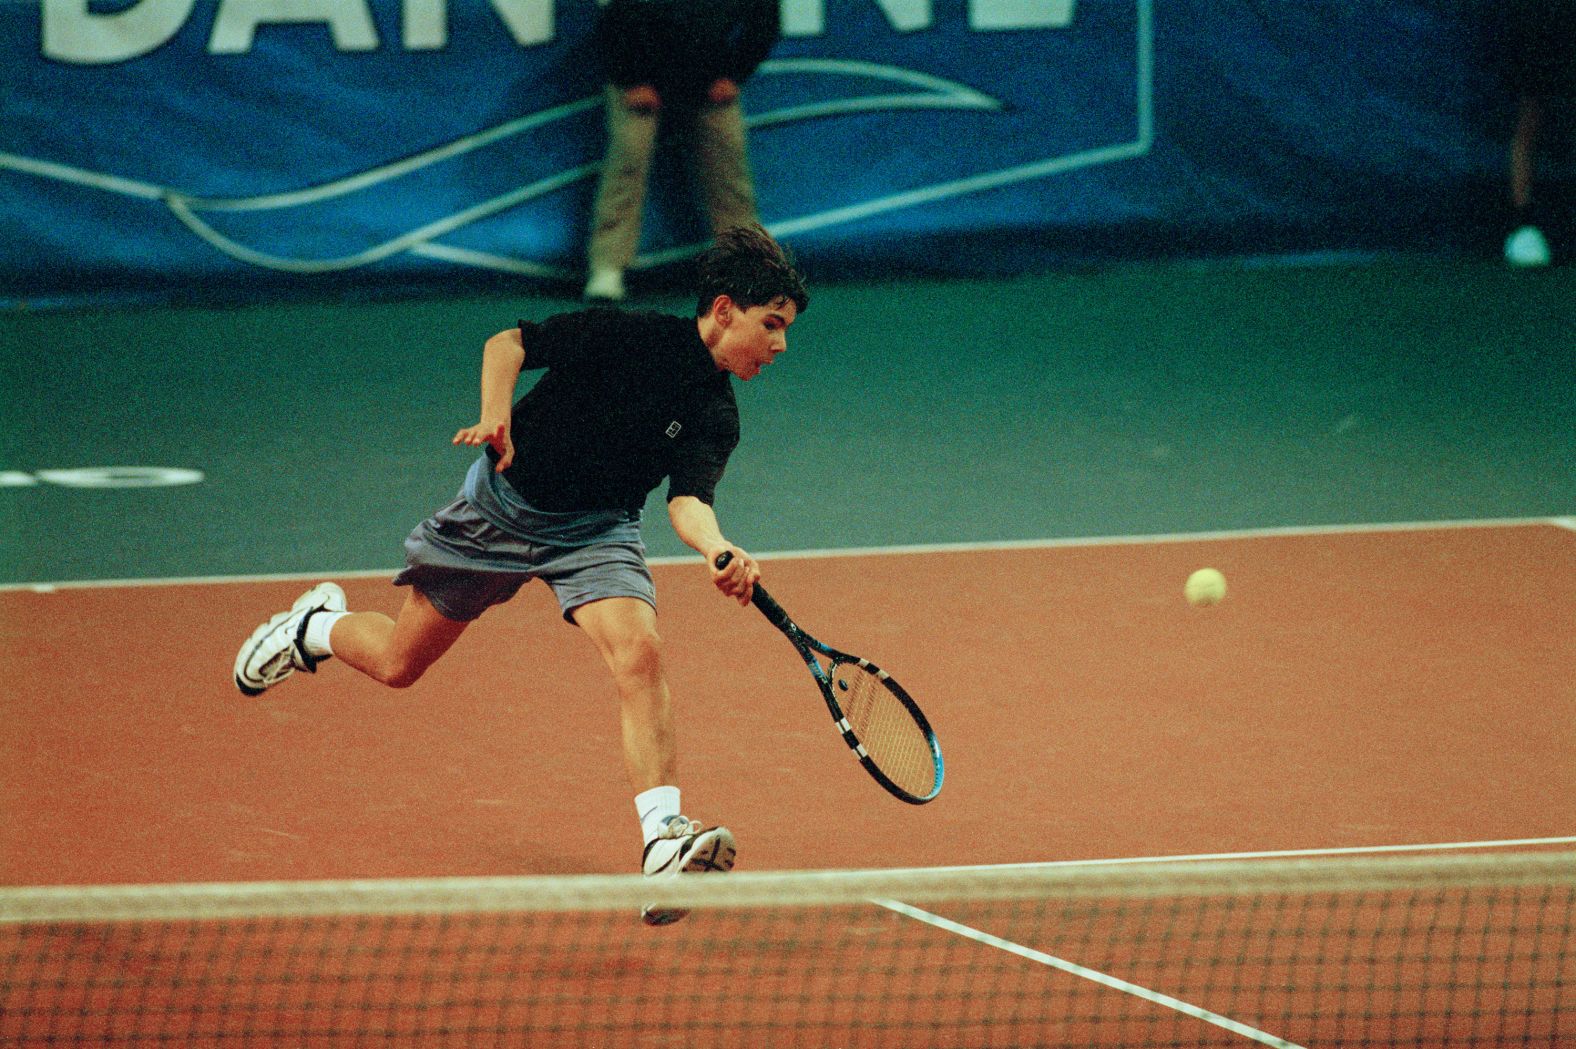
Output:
[718, 554, 944, 804]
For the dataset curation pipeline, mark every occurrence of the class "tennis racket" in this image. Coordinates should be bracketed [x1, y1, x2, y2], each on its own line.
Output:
[716, 552, 943, 804]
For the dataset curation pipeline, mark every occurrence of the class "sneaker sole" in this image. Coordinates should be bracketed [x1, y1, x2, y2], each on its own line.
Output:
[641, 827, 737, 927]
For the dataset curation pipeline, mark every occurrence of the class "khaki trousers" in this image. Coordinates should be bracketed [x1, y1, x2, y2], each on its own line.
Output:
[586, 86, 761, 272]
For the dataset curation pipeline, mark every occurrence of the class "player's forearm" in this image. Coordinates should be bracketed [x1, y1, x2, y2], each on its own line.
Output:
[667, 496, 727, 558]
[478, 329, 525, 423]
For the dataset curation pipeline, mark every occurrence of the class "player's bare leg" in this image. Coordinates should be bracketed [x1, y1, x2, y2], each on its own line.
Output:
[328, 588, 471, 689]
[572, 596, 676, 791]
[575, 597, 734, 922]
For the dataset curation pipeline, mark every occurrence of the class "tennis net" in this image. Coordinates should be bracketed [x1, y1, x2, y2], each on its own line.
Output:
[2, 850, 1571, 1047]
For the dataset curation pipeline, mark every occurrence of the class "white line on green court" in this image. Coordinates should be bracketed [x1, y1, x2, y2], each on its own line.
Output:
[0, 516, 1568, 593]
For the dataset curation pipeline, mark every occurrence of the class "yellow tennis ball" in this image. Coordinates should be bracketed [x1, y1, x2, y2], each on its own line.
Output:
[1184, 568, 1227, 606]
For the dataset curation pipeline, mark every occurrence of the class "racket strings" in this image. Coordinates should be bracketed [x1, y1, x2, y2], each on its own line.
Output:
[833, 662, 937, 798]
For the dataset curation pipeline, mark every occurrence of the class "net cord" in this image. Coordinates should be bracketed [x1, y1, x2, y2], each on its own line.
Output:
[3, 850, 1571, 925]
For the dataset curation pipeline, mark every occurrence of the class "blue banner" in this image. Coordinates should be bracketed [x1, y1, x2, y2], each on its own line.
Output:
[0, 1, 1532, 305]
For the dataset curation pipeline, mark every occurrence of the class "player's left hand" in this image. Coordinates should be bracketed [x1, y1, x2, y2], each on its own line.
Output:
[453, 420, 514, 472]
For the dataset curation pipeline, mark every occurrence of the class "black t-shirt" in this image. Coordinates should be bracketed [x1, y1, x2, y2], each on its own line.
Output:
[490, 308, 739, 513]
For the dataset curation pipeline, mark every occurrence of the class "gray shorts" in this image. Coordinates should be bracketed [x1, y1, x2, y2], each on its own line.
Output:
[393, 497, 655, 623]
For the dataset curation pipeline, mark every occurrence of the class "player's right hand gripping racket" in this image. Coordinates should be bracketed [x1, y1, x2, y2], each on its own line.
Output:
[716, 553, 943, 804]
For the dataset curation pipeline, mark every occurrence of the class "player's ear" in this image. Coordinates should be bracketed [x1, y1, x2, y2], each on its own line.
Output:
[710, 294, 735, 326]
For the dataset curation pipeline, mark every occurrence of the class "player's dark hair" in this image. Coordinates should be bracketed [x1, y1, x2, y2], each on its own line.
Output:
[695, 224, 809, 318]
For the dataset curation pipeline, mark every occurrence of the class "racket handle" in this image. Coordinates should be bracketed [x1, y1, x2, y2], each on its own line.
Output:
[713, 551, 793, 631]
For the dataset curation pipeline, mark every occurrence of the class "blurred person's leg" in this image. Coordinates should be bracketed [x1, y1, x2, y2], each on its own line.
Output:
[693, 99, 760, 239]
[587, 86, 659, 299]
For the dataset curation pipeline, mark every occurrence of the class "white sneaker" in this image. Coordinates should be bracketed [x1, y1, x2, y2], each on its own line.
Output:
[234, 582, 347, 696]
[583, 267, 626, 302]
[1505, 225, 1551, 267]
[640, 816, 736, 926]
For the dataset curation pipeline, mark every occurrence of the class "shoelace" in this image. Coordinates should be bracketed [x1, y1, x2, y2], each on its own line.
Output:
[655, 816, 703, 841]
[258, 623, 300, 686]
[258, 613, 314, 686]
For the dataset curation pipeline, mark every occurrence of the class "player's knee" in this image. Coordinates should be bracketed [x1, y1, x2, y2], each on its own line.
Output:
[379, 656, 428, 690]
[609, 629, 663, 683]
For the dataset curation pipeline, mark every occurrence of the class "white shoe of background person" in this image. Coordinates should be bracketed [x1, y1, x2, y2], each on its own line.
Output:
[1505, 225, 1551, 268]
[584, 267, 627, 302]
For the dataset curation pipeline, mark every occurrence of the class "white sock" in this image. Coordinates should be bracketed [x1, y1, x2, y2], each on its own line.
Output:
[302, 610, 349, 658]
[635, 785, 681, 844]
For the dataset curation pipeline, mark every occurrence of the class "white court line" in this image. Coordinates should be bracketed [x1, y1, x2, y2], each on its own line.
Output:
[0, 515, 1567, 593]
[875, 898, 1307, 1049]
[705, 514, 1568, 566]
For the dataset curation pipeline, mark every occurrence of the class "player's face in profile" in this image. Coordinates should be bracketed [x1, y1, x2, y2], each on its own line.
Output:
[714, 297, 797, 380]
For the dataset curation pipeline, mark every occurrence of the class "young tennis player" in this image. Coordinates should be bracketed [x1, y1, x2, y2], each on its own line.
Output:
[234, 225, 808, 924]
